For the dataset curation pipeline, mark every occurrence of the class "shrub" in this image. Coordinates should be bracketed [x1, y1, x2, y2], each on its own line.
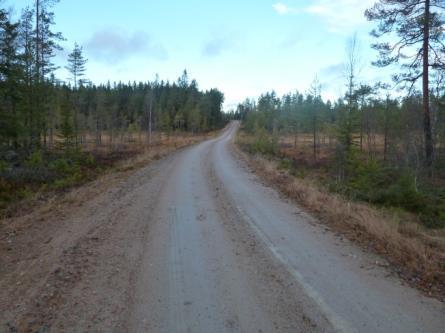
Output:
[342, 155, 444, 228]
[251, 128, 278, 155]
[0, 178, 13, 203]
[421, 212, 445, 229]
[1, 166, 56, 184]
[49, 158, 76, 175]
[0, 160, 9, 172]
[346, 155, 416, 206]
[278, 158, 293, 171]
[25, 150, 44, 168]
[382, 173, 426, 211]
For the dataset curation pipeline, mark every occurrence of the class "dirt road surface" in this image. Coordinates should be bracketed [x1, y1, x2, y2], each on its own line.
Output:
[1, 122, 444, 332]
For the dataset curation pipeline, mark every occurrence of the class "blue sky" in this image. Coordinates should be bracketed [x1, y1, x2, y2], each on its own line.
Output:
[8, 0, 385, 109]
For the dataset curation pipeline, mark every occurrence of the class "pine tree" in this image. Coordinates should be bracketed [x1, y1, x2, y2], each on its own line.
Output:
[365, 0, 445, 170]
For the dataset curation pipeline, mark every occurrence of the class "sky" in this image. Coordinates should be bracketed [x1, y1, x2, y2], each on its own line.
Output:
[7, 0, 388, 110]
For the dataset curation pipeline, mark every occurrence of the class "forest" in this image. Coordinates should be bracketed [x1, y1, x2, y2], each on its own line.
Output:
[236, 1, 445, 228]
[0, 0, 225, 211]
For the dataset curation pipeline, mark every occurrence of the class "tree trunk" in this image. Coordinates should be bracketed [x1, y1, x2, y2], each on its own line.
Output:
[148, 101, 152, 146]
[360, 108, 364, 152]
[423, 0, 433, 171]
[383, 122, 388, 162]
[313, 115, 317, 161]
[383, 98, 389, 162]
[35, 0, 40, 81]
[146, 91, 153, 146]
[49, 106, 54, 149]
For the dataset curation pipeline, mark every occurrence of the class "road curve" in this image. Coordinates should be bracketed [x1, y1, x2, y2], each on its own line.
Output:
[126, 122, 444, 333]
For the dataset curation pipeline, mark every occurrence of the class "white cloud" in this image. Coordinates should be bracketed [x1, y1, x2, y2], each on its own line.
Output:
[305, 0, 376, 33]
[272, 3, 298, 15]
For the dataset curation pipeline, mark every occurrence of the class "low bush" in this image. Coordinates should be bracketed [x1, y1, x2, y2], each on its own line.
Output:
[25, 150, 44, 168]
[341, 156, 443, 228]
[249, 128, 278, 156]
[0, 148, 99, 213]
[49, 158, 80, 176]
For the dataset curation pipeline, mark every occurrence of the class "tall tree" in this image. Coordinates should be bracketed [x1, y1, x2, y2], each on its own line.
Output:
[309, 76, 322, 160]
[365, 0, 445, 169]
[33, 0, 63, 148]
[66, 42, 87, 89]
[66, 42, 87, 143]
[0, 8, 21, 145]
[345, 34, 361, 114]
[35, 0, 63, 81]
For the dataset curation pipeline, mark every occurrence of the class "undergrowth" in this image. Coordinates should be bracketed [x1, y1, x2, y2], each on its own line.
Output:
[239, 129, 445, 229]
[0, 148, 100, 214]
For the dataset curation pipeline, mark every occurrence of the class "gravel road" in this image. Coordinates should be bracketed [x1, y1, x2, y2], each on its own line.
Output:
[1, 122, 444, 332]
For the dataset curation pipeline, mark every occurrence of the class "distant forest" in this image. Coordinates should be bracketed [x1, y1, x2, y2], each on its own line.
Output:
[237, 83, 445, 175]
[0, 0, 225, 153]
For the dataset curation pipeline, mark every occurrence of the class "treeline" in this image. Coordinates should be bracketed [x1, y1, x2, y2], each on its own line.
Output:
[0, 1, 225, 155]
[40, 75, 225, 149]
[238, 87, 445, 167]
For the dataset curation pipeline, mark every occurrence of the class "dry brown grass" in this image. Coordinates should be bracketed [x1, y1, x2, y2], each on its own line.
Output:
[277, 132, 422, 168]
[114, 131, 217, 172]
[235, 136, 445, 300]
